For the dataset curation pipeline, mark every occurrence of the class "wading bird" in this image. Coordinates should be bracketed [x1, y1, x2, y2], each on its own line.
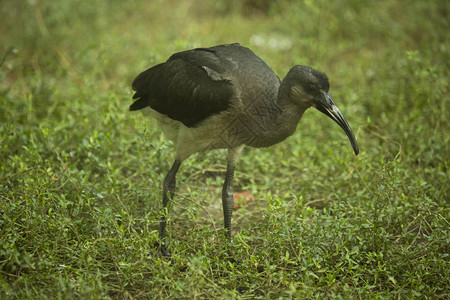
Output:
[130, 43, 359, 255]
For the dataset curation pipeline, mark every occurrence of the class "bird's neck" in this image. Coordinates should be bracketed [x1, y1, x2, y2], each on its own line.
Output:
[243, 85, 307, 148]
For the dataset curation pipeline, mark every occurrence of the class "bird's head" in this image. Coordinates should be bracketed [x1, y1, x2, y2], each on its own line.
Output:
[286, 65, 359, 155]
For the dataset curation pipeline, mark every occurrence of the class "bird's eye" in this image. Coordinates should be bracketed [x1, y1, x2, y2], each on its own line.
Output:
[306, 86, 315, 93]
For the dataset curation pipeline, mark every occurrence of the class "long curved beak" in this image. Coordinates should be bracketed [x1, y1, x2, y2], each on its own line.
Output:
[314, 91, 359, 155]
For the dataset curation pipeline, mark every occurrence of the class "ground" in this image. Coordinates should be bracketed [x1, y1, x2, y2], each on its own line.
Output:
[0, 0, 448, 298]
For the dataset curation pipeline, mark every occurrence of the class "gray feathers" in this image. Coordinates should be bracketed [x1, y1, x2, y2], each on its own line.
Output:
[131, 45, 238, 127]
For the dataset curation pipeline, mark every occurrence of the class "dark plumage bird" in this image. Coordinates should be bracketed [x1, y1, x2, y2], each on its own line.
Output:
[130, 43, 359, 255]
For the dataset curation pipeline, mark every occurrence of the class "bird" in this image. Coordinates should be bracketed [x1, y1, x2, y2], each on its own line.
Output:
[130, 43, 359, 255]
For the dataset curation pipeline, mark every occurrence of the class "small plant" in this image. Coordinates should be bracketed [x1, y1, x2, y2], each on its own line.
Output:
[0, 0, 448, 298]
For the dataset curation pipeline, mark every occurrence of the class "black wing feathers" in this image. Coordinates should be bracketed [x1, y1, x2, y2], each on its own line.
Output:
[130, 47, 234, 127]
[130, 63, 164, 111]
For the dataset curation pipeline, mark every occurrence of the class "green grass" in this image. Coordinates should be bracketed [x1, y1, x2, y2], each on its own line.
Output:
[1, 0, 448, 298]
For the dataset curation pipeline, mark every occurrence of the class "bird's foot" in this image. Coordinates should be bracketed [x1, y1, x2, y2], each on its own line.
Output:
[226, 256, 242, 264]
[154, 241, 171, 257]
[224, 246, 242, 264]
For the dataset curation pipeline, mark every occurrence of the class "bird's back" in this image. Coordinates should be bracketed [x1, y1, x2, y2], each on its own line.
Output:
[202, 44, 280, 100]
[130, 43, 280, 127]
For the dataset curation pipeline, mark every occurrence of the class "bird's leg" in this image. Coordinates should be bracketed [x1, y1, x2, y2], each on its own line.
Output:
[222, 146, 243, 241]
[222, 160, 236, 240]
[157, 159, 181, 256]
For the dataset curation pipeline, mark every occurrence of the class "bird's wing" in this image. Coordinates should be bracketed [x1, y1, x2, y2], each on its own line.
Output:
[130, 48, 235, 127]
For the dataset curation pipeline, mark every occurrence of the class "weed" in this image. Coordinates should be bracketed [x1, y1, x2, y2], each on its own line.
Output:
[0, 0, 448, 298]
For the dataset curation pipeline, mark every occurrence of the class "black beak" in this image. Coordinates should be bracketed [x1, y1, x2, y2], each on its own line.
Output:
[314, 91, 359, 155]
